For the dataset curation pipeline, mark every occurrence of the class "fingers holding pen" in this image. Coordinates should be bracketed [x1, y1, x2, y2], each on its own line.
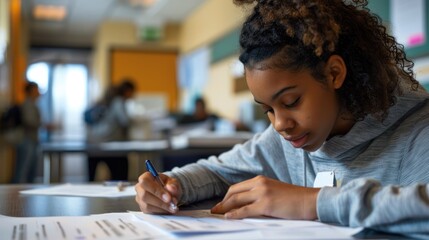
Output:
[160, 174, 181, 200]
[135, 191, 173, 214]
[135, 172, 178, 214]
[159, 174, 182, 211]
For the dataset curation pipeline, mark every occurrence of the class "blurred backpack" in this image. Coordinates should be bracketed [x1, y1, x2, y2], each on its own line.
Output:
[0, 104, 22, 131]
[83, 104, 108, 126]
[0, 104, 24, 144]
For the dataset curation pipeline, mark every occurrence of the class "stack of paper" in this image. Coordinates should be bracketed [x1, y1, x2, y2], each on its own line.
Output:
[131, 210, 363, 239]
[0, 210, 363, 240]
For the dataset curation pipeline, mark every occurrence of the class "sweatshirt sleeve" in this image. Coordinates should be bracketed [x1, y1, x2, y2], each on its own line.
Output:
[165, 159, 229, 205]
[166, 125, 285, 204]
[317, 179, 429, 238]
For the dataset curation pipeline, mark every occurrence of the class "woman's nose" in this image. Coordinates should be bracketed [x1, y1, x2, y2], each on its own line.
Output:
[273, 112, 295, 133]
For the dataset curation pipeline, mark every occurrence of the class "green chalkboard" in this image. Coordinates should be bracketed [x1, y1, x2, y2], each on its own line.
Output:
[210, 29, 241, 64]
[367, 0, 390, 21]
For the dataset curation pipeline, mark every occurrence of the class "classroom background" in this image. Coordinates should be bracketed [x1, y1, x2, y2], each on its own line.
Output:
[0, 0, 429, 184]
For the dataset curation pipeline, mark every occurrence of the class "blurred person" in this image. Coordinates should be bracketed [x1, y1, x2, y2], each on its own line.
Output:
[86, 79, 136, 181]
[176, 96, 219, 130]
[11, 81, 41, 183]
[83, 85, 116, 126]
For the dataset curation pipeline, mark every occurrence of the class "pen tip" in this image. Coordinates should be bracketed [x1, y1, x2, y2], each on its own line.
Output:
[169, 202, 178, 212]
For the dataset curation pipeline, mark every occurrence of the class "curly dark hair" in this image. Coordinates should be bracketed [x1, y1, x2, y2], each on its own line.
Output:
[234, 0, 419, 121]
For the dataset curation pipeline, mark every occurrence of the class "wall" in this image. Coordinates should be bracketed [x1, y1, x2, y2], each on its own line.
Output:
[92, 0, 251, 120]
[91, 21, 138, 102]
[179, 0, 252, 121]
[204, 56, 253, 120]
[110, 49, 178, 110]
[180, 0, 246, 53]
[10, 0, 28, 103]
[0, 0, 11, 184]
[0, 0, 29, 183]
[91, 21, 181, 103]
[0, 0, 10, 110]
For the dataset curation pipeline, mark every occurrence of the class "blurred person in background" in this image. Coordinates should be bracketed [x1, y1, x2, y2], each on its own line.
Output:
[86, 79, 136, 181]
[11, 81, 41, 183]
[176, 96, 219, 130]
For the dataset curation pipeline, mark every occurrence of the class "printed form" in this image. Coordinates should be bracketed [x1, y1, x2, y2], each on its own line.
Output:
[131, 210, 362, 239]
[1, 210, 363, 240]
[0, 213, 167, 240]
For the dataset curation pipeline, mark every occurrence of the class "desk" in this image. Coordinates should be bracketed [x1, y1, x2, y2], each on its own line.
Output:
[0, 184, 410, 239]
[0, 184, 218, 217]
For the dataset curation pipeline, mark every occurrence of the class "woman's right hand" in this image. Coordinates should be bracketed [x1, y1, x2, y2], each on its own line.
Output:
[135, 172, 182, 214]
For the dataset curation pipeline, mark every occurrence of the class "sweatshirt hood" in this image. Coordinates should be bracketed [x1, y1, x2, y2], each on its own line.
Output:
[310, 83, 429, 159]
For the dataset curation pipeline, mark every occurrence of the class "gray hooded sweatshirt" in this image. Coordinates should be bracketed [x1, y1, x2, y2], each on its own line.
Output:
[167, 84, 429, 239]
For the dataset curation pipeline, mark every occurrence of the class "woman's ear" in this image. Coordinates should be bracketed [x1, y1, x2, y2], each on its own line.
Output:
[325, 55, 347, 90]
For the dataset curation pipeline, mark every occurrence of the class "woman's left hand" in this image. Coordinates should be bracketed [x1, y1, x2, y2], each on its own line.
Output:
[210, 175, 320, 220]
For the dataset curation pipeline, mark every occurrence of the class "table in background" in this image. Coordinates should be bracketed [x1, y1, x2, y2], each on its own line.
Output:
[40, 140, 170, 184]
[41, 133, 255, 184]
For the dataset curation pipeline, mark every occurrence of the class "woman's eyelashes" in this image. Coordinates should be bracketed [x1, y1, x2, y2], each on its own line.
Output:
[263, 107, 274, 115]
[261, 97, 301, 115]
[284, 97, 301, 108]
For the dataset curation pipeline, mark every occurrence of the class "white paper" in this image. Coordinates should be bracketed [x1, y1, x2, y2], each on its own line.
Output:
[131, 210, 363, 239]
[132, 210, 254, 235]
[19, 183, 136, 198]
[245, 218, 362, 239]
[0, 213, 170, 240]
[0, 210, 363, 240]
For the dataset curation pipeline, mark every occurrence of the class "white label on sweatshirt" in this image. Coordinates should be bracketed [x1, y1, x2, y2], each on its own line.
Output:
[313, 171, 336, 188]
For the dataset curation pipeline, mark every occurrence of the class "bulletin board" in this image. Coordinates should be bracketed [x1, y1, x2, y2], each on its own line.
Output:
[109, 48, 179, 111]
[369, 0, 429, 58]
[390, 0, 429, 58]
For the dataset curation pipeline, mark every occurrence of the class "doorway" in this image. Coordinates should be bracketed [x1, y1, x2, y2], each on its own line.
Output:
[27, 61, 89, 182]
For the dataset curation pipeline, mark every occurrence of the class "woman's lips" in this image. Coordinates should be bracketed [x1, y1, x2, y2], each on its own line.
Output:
[285, 134, 308, 148]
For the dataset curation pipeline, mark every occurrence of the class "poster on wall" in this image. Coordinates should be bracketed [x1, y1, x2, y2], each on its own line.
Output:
[414, 57, 429, 90]
[178, 47, 210, 113]
[391, 0, 426, 48]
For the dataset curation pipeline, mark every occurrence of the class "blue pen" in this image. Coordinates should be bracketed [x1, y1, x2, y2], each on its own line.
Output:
[145, 159, 177, 211]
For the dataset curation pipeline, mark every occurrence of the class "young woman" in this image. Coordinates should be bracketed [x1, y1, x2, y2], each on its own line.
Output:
[135, 0, 429, 237]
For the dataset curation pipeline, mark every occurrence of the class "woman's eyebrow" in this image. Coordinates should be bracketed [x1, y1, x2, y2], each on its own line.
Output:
[254, 85, 297, 105]
[271, 86, 297, 101]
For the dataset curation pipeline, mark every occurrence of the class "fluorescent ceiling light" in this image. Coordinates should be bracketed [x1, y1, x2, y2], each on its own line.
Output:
[33, 5, 67, 21]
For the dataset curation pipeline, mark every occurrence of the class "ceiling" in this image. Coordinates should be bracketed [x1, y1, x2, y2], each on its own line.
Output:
[21, 0, 207, 48]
